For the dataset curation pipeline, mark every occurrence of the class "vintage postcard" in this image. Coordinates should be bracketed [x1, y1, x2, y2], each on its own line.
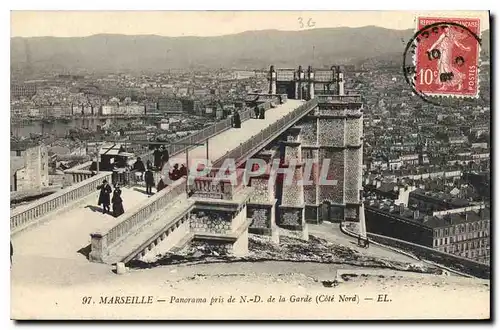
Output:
[10, 10, 490, 320]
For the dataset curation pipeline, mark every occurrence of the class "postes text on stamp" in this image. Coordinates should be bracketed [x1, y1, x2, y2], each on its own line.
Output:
[414, 17, 481, 98]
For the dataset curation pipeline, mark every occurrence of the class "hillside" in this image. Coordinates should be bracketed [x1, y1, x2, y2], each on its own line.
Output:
[11, 27, 490, 74]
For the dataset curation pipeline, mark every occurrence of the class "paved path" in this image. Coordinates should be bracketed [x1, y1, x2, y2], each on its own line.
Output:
[12, 187, 150, 262]
[308, 222, 425, 265]
[167, 99, 304, 168]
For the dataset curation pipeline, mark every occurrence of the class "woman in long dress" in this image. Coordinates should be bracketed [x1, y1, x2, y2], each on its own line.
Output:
[112, 184, 125, 218]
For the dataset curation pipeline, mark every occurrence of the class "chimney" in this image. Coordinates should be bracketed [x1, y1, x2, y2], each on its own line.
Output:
[413, 209, 420, 220]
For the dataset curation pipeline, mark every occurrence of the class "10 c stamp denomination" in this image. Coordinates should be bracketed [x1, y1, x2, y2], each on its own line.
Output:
[414, 17, 481, 98]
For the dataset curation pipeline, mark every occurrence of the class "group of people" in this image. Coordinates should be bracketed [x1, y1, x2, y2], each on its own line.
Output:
[155, 163, 188, 193]
[253, 106, 266, 119]
[131, 155, 188, 196]
[153, 146, 170, 170]
[231, 106, 266, 130]
[97, 180, 125, 218]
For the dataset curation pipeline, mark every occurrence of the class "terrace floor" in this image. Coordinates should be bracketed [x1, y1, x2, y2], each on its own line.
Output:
[167, 99, 305, 168]
[12, 187, 150, 263]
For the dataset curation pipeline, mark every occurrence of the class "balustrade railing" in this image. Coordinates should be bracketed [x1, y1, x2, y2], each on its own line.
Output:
[190, 167, 246, 199]
[64, 169, 96, 185]
[316, 94, 362, 103]
[213, 99, 318, 167]
[11, 172, 112, 233]
[136, 108, 253, 162]
[100, 179, 187, 248]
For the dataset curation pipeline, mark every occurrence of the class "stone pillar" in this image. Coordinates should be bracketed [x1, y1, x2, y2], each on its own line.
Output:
[298, 66, 305, 100]
[317, 104, 346, 222]
[303, 148, 320, 224]
[269, 65, 277, 95]
[89, 232, 107, 263]
[359, 198, 367, 239]
[278, 206, 308, 240]
[308, 66, 315, 100]
[338, 72, 345, 96]
[344, 106, 363, 226]
[277, 127, 307, 240]
[247, 200, 279, 244]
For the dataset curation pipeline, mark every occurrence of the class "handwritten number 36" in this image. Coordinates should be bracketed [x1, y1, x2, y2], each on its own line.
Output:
[298, 17, 316, 29]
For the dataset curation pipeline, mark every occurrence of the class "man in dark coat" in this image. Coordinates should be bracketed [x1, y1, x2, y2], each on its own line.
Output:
[233, 111, 241, 128]
[259, 107, 265, 119]
[170, 163, 181, 181]
[179, 164, 187, 177]
[133, 157, 146, 181]
[144, 168, 155, 195]
[112, 184, 125, 218]
[153, 147, 162, 170]
[146, 159, 152, 171]
[133, 157, 146, 172]
[97, 179, 112, 214]
[254, 106, 260, 119]
[161, 146, 170, 169]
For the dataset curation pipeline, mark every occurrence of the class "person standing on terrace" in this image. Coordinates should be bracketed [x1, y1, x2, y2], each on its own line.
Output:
[97, 179, 112, 214]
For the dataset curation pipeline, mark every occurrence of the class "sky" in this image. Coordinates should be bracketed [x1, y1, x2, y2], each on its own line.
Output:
[10, 10, 490, 38]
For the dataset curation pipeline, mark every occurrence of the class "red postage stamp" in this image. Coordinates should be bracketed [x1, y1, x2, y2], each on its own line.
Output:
[415, 17, 481, 97]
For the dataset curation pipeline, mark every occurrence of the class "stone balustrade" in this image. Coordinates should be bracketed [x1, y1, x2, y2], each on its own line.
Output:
[89, 178, 187, 262]
[213, 99, 318, 168]
[316, 94, 362, 103]
[135, 108, 253, 163]
[64, 169, 97, 186]
[11, 172, 112, 234]
[191, 168, 246, 200]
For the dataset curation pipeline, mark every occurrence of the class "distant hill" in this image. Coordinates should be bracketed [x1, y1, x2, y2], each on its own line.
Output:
[10, 27, 490, 74]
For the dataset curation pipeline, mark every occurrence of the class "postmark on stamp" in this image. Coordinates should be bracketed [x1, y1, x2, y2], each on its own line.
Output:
[403, 17, 482, 103]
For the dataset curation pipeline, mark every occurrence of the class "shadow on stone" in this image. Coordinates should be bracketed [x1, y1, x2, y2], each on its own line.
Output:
[133, 187, 150, 195]
[85, 205, 105, 213]
[77, 244, 92, 260]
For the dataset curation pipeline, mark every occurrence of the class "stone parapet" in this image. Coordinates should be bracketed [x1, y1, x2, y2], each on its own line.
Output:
[11, 171, 112, 235]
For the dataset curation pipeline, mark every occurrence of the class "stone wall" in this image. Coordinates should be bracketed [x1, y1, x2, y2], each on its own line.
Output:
[302, 148, 319, 205]
[278, 206, 307, 240]
[344, 149, 362, 204]
[249, 178, 272, 204]
[15, 145, 49, 192]
[318, 118, 344, 147]
[189, 239, 234, 256]
[318, 149, 344, 204]
[189, 210, 232, 235]
[299, 119, 317, 145]
[281, 167, 304, 206]
[247, 202, 278, 243]
[305, 204, 319, 224]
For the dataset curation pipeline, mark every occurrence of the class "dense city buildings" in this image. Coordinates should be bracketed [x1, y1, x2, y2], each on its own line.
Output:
[10, 53, 491, 267]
